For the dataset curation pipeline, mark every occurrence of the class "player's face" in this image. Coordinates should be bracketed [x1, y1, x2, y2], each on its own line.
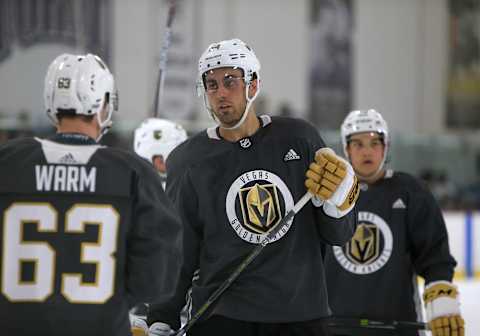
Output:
[347, 132, 385, 179]
[152, 155, 166, 174]
[204, 67, 250, 128]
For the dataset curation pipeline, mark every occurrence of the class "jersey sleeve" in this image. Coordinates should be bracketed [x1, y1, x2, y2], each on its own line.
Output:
[148, 164, 202, 330]
[304, 122, 357, 245]
[407, 180, 456, 283]
[126, 163, 183, 308]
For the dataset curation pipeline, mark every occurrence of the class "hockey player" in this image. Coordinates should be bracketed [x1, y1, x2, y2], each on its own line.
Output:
[0, 53, 182, 336]
[324, 109, 464, 336]
[146, 38, 359, 336]
[134, 118, 188, 186]
[130, 118, 188, 336]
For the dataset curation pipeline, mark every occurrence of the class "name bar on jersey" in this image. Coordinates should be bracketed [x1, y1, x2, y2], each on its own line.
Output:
[35, 165, 96, 192]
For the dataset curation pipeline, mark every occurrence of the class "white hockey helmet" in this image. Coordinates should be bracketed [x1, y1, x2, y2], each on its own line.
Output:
[196, 38, 261, 129]
[341, 109, 389, 161]
[134, 118, 187, 163]
[44, 53, 118, 138]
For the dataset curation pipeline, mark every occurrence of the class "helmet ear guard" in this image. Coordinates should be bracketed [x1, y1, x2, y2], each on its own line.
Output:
[43, 53, 117, 139]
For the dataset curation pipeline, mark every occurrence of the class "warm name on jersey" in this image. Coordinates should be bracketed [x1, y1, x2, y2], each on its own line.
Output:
[35, 164, 96, 192]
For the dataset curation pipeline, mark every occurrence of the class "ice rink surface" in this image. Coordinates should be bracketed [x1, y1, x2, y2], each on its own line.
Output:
[457, 279, 479, 336]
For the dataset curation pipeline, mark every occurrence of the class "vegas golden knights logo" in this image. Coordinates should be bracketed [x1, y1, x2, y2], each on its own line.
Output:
[333, 211, 392, 274]
[226, 170, 294, 244]
[346, 223, 380, 264]
[239, 183, 281, 233]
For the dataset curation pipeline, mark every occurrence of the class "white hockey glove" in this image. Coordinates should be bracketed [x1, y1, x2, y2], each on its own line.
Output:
[149, 322, 174, 336]
[424, 281, 465, 336]
[129, 314, 149, 336]
[305, 147, 359, 218]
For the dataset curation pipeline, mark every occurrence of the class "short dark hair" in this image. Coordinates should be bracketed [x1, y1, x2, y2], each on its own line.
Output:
[56, 110, 95, 123]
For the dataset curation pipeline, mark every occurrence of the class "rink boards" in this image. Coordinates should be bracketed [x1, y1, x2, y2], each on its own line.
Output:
[444, 211, 480, 279]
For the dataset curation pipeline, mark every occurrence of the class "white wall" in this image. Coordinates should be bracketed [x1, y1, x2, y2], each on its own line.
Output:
[0, 0, 450, 133]
[353, 0, 448, 133]
[0, 44, 78, 127]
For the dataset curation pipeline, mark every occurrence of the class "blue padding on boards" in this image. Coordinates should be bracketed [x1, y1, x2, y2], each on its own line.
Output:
[465, 212, 473, 278]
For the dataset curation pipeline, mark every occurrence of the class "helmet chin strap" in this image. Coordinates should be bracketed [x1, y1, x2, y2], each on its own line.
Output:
[357, 161, 386, 183]
[95, 105, 113, 142]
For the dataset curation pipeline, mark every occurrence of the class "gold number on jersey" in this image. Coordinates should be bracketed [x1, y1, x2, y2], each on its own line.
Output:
[1, 202, 119, 304]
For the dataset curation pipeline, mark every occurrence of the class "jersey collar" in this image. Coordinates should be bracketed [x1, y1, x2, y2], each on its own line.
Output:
[50, 133, 97, 145]
[207, 115, 272, 140]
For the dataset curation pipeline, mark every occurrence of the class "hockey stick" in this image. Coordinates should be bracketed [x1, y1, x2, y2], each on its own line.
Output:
[152, 0, 178, 118]
[326, 317, 429, 331]
[174, 191, 314, 336]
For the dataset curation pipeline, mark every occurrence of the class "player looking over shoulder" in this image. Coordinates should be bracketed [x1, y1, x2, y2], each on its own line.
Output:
[324, 109, 464, 336]
[0, 53, 182, 336]
[145, 38, 359, 336]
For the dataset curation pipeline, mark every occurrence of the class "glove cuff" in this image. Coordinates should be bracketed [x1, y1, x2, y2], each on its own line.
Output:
[149, 322, 173, 336]
[322, 199, 355, 218]
[424, 281, 461, 321]
[329, 159, 359, 211]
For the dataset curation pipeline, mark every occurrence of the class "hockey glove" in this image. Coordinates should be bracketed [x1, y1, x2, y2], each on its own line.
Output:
[424, 281, 465, 336]
[305, 147, 359, 218]
[129, 314, 149, 336]
[149, 322, 174, 336]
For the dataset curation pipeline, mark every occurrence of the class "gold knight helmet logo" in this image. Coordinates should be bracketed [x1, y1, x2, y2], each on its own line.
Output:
[332, 211, 393, 274]
[347, 223, 380, 264]
[226, 170, 295, 244]
[153, 130, 162, 140]
[239, 183, 281, 233]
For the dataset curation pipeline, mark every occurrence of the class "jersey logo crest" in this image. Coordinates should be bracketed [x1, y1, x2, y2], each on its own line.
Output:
[283, 149, 300, 162]
[226, 170, 294, 244]
[239, 183, 281, 233]
[347, 223, 379, 263]
[332, 211, 393, 274]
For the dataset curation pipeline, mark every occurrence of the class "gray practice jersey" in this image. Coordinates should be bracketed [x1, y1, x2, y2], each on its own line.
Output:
[324, 170, 456, 327]
[148, 115, 357, 329]
[0, 134, 182, 336]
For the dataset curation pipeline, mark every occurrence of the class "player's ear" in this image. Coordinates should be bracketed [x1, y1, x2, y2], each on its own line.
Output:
[248, 78, 258, 99]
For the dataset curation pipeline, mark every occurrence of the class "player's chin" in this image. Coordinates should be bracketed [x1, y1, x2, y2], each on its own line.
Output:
[357, 166, 378, 178]
[216, 114, 239, 127]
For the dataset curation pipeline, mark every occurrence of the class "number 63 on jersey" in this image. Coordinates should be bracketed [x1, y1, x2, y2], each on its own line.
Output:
[1, 202, 119, 304]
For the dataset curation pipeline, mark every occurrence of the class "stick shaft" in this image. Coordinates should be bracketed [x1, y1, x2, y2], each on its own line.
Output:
[174, 192, 313, 335]
[153, 0, 177, 118]
[326, 317, 429, 330]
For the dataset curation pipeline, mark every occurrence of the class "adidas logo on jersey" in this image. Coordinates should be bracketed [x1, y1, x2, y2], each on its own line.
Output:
[284, 149, 300, 162]
[59, 153, 78, 164]
[392, 198, 406, 209]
